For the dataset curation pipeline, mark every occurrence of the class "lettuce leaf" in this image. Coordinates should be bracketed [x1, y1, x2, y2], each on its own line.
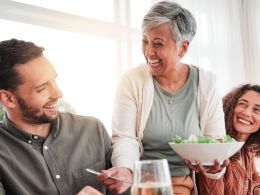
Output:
[172, 134, 235, 144]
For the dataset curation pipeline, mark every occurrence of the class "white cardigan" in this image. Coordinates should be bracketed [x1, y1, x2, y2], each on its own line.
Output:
[111, 64, 225, 170]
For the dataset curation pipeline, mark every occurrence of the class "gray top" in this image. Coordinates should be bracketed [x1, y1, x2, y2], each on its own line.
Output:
[0, 112, 112, 195]
[141, 66, 201, 176]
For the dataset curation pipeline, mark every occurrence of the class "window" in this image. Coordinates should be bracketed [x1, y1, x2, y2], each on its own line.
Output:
[12, 0, 114, 22]
[0, 0, 153, 133]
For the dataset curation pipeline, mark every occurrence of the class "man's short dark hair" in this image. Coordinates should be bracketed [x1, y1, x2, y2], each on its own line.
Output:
[0, 39, 44, 91]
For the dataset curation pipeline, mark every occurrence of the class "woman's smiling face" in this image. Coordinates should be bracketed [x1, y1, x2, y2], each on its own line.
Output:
[233, 90, 260, 141]
[142, 23, 185, 77]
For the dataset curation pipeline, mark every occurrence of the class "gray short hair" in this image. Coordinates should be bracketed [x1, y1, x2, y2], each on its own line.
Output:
[142, 1, 197, 45]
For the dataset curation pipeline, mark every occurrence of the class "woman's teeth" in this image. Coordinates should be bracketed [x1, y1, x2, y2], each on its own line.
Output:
[149, 60, 161, 67]
[237, 117, 252, 125]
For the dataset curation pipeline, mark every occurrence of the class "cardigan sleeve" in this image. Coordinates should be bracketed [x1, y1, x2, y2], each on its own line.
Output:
[198, 68, 225, 137]
[111, 69, 141, 170]
[196, 160, 234, 195]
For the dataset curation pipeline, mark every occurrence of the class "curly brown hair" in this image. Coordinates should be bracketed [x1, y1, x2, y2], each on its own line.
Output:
[223, 84, 260, 156]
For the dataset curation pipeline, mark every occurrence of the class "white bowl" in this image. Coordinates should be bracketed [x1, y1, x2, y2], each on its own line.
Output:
[168, 142, 244, 165]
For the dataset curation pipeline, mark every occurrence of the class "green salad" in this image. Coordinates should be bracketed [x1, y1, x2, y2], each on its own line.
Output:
[172, 134, 235, 144]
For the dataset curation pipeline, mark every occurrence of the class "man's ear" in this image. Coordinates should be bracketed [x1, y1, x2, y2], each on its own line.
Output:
[178, 40, 190, 58]
[0, 90, 17, 108]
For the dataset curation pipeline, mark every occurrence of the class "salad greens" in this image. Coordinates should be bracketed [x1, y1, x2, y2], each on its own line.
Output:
[173, 134, 235, 144]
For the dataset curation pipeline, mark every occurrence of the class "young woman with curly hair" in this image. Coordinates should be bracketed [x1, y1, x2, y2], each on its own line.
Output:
[197, 84, 260, 195]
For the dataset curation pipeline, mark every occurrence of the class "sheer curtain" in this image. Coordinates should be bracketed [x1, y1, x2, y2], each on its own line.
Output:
[170, 0, 246, 95]
[241, 0, 260, 85]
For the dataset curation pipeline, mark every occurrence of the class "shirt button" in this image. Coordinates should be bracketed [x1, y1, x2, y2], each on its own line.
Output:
[168, 100, 173, 104]
[28, 140, 32, 144]
[33, 135, 38, 139]
[44, 145, 48, 150]
[55, 174, 61, 179]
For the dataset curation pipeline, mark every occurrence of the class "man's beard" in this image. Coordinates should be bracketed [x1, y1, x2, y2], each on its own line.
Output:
[17, 96, 58, 124]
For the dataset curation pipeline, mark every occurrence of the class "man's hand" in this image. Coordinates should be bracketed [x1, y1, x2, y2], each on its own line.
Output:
[77, 186, 103, 195]
[97, 167, 133, 194]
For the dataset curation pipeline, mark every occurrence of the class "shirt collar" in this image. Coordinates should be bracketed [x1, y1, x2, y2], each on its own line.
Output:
[2, 114, 60, 142]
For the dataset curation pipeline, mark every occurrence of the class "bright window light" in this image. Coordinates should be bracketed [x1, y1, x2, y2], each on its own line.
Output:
[130, 0, 151, 28]
[0, 19, 117, 133]
[12, 0, 114, 22]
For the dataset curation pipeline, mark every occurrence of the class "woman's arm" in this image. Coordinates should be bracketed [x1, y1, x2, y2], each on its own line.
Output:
[111, 73, 140, 169]
[196, 172, 225, 195]
[198, 68, 226, 136]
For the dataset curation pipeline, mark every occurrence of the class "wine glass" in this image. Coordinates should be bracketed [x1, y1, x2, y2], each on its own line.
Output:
[131, 159, 173, 195]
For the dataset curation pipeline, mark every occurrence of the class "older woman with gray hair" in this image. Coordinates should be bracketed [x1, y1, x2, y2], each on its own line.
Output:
[98, 1, 227, 194]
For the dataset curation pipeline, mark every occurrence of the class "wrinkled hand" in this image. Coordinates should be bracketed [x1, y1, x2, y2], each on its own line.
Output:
[185, 159, 230, 174]
[77, 186, 103, 195]
[97, 167, 132, 194]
